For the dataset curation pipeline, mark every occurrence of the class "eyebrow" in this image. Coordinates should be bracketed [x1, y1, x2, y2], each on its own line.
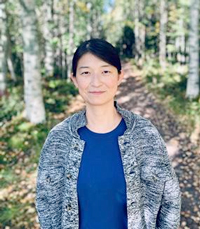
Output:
[78, 64, 111, 69]
[79, 66, 89, 69]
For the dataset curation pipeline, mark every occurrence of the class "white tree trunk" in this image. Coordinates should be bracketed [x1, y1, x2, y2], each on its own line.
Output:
[0, 0, 7, 96]
[58, 1, 67, 79]
[175, 19, 186, 64]
[42, 0, 54, 76]
[159, 0, 168, 68]
[67, 0, 75, 79]
[186, 0, 199, 99]
[7, 29, 16, 81]
[51, 0, 60, 76]
[7, 56, 16, 81]
[86, 2, 92, 40]
[91, 4, 102, 38]
[134, 0, 145, 66]
[19, 0, 46, 123]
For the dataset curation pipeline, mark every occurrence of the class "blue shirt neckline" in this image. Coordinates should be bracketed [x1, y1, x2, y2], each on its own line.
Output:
[84, 117, 125, 138]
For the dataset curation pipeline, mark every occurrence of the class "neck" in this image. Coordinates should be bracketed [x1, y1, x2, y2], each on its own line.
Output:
[85, 100, 122, 133]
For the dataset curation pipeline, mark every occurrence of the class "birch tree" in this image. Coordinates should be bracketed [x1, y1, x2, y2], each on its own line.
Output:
[67, 0, 75, 79]
[7, 30, 16, 81]
[19, 0, 46, 123]
[175, 18, 186, 65]
[90, 0, 103, 38]
[41, 0, 54, 77]
[159, 0, 167, 68]
[186, 0, 199, 99]
[134, 0, 145, 66]
[0, 0, 7, 96]
[104, 0, 125, 46]
[86, 2, 92, 40]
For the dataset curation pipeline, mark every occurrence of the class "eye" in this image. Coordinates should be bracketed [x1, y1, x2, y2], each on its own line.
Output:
[81, 71, 90, 75]
[102, 70, 111, 75]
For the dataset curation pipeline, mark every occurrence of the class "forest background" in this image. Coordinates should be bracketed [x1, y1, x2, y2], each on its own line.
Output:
[0, 0, 200, 228]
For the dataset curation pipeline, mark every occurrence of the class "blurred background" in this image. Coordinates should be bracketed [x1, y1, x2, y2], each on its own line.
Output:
[0, 0, 199, 228]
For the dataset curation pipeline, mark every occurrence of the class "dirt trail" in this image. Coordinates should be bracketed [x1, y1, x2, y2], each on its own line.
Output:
[67, 62, 200, 229]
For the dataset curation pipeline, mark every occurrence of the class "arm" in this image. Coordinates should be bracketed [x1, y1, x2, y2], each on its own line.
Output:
[35, 130, 64, 229]
[156, 134, 182, 229]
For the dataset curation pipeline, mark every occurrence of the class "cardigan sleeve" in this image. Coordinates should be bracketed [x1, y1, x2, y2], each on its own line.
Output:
[35, 130, 64, 229]
[156, 133, 182, 229]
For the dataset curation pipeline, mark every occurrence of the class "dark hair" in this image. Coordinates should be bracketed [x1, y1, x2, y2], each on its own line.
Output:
[72, 38, 121, 76]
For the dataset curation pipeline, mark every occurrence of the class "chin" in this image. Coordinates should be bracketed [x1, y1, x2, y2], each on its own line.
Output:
[85, 98, 114, 107]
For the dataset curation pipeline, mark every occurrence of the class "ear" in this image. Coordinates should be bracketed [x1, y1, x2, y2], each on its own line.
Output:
[117, 69, 124, 86]
[70, 73, 78, 88]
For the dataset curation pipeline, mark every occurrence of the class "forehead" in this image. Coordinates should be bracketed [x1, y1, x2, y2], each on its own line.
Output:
[77, 53, 110, 67]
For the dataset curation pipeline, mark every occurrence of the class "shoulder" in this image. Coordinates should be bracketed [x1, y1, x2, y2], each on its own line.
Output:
[131, 113, 167, 156]
[46, 110, 82, 141]
[132, 114, 173, 177]
[118, 105, 162, 142]
[52, 109, 83, 131]
[132, 113, 161, 138]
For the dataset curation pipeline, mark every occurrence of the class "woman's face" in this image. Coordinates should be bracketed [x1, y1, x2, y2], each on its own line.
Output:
[70, 53, 124, 107]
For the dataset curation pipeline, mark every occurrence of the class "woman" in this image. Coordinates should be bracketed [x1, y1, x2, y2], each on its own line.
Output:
[35, 38, 181, 229]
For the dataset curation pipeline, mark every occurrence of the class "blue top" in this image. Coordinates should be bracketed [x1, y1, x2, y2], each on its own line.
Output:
[77, 117, 128, 229]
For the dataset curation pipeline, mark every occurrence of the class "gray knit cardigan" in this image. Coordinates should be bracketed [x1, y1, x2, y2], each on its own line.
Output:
[35, 100, 181, 229]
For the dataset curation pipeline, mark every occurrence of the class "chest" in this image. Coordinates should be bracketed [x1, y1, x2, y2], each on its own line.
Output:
[50, 134, 167, 228]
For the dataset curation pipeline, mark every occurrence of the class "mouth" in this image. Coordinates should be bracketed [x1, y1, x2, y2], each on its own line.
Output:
[89, 91, 105, 94]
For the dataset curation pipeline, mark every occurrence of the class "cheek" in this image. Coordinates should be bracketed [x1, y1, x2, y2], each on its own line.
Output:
[106, 78, 118, 88]
[77, 78, 89, 89]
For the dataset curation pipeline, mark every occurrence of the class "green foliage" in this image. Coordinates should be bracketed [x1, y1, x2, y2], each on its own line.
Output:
[0, 202, 20, 225]
[17, 122, 34, 132]
[1, 77, 78, 166]
[143, 60, 200, 131]
[0, 168, 19, 188]
[8, 133, 28, 150]
[44, 78, 78, 113]
[0, 200, 34, 228]
[0, 75, 79, 227]
[0, 84, 24, 124]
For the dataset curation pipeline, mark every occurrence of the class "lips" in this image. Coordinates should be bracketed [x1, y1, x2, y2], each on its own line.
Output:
[90, 91, 105, 93]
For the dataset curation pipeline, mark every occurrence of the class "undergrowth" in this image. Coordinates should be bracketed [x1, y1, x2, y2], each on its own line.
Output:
[138, 59, 200, 135]
[0, 77, 78, 228]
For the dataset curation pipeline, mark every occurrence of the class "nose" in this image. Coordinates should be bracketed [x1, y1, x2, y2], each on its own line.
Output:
[90, 72, 102, 87]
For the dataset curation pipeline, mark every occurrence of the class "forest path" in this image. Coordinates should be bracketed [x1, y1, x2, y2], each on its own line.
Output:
[67, 62, 200, 229]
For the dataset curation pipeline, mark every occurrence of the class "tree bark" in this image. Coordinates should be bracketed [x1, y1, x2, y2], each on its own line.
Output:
[0, 0, 7, 96]
[91, 2, 102, 38]
[67, 0, 75, 79]
[134, 0, 145, 66]
[159, 0, 168, 68]
[19, 0, 46, 123]
[86, 2, 92, 40]
[175, 18, 186, 65]
[58, 1, 68, 79]
[7, 26, 16, 81]
[42, 0, 54, 77]
[186, 0, 199, 99]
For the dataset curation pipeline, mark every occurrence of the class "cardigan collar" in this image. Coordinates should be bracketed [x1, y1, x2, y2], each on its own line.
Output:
[69, 100, 137, 139]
